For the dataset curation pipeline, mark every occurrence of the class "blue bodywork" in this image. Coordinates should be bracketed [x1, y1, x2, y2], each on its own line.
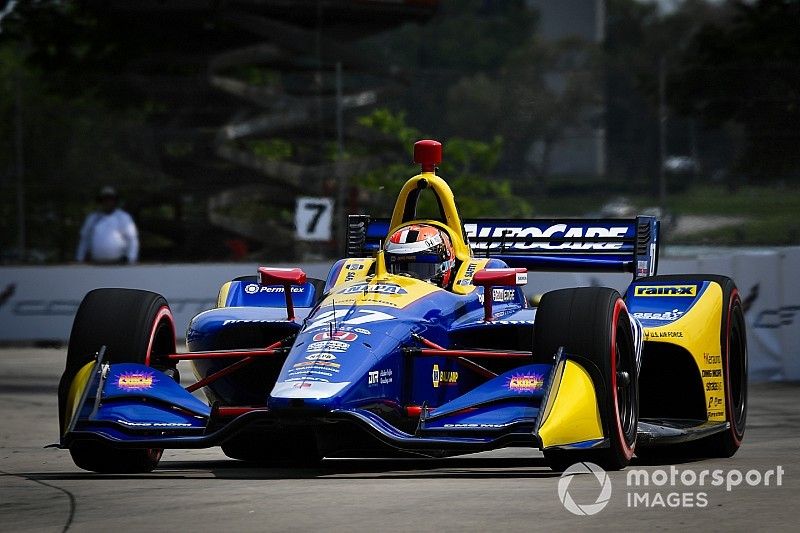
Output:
[62, 216, 661, 458]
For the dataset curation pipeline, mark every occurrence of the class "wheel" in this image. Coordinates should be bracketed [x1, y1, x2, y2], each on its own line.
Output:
[221, 429, 322, 467]
[58, 288, 177, 473]
[535, 287, 639, 471]
[634, 275, 747, 459]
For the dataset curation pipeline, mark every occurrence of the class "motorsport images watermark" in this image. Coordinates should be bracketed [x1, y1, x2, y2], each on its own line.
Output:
[558, 462, 785, 515]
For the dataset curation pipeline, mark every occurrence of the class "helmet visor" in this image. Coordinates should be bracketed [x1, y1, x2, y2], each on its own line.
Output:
[388, 253, 443, 281]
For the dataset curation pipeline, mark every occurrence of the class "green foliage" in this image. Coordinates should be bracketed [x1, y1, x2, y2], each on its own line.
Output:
[354, 109, 531, 219]
[244, 138, 293, 161]
[357, 109, 420, 150]
[671, 0, 800, 181]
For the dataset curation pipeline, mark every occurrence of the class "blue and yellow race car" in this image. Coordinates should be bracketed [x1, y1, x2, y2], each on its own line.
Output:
[56, 140, 747, 473]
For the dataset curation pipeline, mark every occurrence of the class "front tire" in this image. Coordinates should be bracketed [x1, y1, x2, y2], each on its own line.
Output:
[535, 287, 639, 471]
[58, 288, 177, 473]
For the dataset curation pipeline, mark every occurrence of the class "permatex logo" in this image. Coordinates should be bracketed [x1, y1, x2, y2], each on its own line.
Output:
[635, 285, 696, 297]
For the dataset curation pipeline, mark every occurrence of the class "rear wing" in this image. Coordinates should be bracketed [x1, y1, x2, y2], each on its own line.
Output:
[346, 215, 660, 279]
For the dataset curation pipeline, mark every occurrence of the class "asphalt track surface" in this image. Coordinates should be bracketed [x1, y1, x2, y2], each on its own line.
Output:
[1, 348, 799, 532]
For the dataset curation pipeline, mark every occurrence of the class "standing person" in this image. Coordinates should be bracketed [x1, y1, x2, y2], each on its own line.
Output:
[75, 186, 139, 264]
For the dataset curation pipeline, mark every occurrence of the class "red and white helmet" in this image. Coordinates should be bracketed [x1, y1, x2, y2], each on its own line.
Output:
[385, 224, 456, 288]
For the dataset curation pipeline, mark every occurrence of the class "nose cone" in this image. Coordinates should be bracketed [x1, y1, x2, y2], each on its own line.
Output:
[269, 380, 352, 411]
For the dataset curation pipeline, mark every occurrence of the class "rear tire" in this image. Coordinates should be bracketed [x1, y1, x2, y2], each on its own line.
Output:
[58, 288, 177, 473]
[535, 287, 639, 471]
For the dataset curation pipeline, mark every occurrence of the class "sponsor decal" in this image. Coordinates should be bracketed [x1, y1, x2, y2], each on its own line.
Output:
[369, 368, 393, 386]
[703, 353, 721, 365]
[465, 223, 631, 251]
[306, 308, 395, 330]
[313, 331, 357, 342]
[117, 372, 155, 390]
[289, 368, 337, 377]
[644, 330, 684, 339]
[346, 263, 365, 271]
[339, 283, 408, 295]
[705, 381, 721, 391]
[116, 420, 192, 428]
[244, 284, 305, 295]
[707, 396, 723, 409]
[633, 309, 684, 321]
[492, 288, 516, 303]
[285, 376, 329, 383]
[432, 364, 458, 388]
[701, 369, 722, 378]
[292, 361, 341, 370]
[634, 285, 696, 297]
[307, 340, 350, 352]
[306, 353, 337, 361]
[506, 373, 544, 393]
[442, 423, 505, 429]
[458, 261, 480, 286]
[222, 319, 271, 325]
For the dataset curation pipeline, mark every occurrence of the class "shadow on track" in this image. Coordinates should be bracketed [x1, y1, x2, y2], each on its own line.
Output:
[18, 455, 563, 481]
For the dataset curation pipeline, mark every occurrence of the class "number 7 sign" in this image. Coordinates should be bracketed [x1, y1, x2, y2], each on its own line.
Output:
[295, 197, 334, 241]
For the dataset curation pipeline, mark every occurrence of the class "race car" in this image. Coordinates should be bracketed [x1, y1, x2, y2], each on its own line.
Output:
[56, 140, 747, 473]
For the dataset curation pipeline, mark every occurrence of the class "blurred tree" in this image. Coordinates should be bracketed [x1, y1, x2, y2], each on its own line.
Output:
[355, 108, 531, 219]
[670, 0, 800, 182]
[362, 1, 538, 146]
[447, 37, 603, 183]
[365, 0, 605, 182]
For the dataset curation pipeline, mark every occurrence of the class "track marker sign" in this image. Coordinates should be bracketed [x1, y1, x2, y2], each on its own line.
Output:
[295, 197, 334, 241]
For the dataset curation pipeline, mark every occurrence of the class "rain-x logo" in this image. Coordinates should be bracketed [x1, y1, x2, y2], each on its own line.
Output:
[557, 462, 612, 516]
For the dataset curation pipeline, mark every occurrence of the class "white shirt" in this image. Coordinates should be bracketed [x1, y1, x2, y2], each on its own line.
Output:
[76, 209, 139, 263]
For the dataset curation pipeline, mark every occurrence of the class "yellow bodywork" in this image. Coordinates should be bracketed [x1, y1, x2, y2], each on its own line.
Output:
[641, 281, 726, 421]
[331, 258, 376, 287]
[217, 281, 232, 307]
[538, 359, 605, 448]
[62, 361, 96, 434]
[451, 258, 490, 295]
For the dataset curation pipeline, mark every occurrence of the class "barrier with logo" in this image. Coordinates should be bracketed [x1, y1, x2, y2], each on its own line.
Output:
[0, 249, 797, 380]
[0, 263, 331, 345]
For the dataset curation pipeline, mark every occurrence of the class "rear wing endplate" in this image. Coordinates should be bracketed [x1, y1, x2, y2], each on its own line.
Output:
[346, 215, 659, 279]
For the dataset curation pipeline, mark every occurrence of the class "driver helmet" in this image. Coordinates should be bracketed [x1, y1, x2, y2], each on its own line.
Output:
[385, 224, 456, 288]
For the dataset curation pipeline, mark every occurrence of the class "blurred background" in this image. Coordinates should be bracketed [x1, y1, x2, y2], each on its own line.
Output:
[1, 0, 798, 264]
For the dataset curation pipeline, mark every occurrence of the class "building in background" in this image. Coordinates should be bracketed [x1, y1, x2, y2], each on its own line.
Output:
[526, 0, 606, 178]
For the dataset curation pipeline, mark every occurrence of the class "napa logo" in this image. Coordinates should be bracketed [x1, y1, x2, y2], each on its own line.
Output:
[339, 283, 408, 295]
[635, 285, 696, 297]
